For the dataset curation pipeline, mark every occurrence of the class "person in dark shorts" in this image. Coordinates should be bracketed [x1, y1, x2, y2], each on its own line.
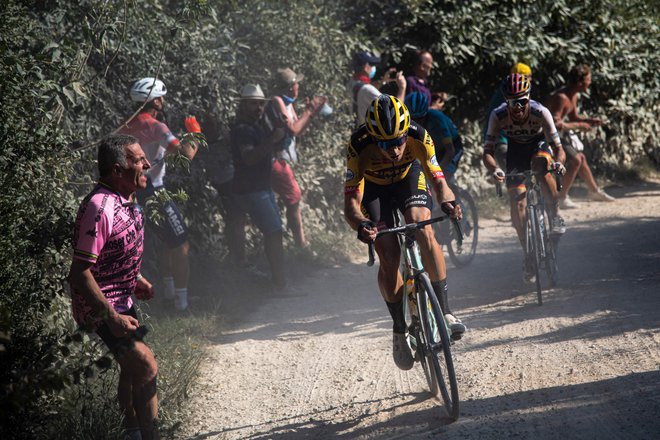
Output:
[68, 134, 159, 440]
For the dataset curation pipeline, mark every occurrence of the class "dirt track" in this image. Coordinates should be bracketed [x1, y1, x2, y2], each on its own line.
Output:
[180, 179, 660, 440]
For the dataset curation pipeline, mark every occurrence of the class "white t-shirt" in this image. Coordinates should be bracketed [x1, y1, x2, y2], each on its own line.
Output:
[348, 79, 381, 125]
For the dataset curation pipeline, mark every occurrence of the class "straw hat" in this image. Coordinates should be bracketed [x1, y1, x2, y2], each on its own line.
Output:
[239, 84, 269, 100]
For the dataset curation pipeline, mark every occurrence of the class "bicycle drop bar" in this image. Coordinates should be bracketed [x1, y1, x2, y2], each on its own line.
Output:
[366, 215, 460, 266]
[495, 169, 563, 197]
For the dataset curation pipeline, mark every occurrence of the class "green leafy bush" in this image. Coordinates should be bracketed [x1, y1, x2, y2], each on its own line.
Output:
[1, 0, 656, 438]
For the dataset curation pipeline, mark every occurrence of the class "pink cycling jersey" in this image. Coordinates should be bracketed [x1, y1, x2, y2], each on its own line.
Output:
[118, 112, 179, 187]
[71, 182, 144, 330]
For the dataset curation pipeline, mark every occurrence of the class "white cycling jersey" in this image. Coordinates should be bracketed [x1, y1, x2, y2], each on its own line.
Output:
[484, 100, 561, 151]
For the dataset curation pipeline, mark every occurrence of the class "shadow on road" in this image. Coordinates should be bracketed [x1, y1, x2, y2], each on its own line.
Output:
[186, 370, 659, 440]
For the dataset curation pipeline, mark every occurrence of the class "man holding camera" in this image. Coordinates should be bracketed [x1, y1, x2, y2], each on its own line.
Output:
[229, 84, 289, 292]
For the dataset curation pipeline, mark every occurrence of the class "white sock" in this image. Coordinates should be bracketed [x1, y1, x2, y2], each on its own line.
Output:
[175, 287, 188, 310]
[162, 276, 175, 299]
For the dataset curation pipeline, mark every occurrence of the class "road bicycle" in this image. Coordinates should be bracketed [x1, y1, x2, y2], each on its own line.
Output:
[367, 214, 461, 420]
[497, 170, 562, 305]
[433, 179, 478, 267]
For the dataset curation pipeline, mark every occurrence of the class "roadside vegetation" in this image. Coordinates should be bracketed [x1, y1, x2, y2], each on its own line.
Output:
[1, 0, 657, 438]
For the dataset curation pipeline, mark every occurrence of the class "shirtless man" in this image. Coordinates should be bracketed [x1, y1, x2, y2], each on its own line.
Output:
[546, 65, 615, 208]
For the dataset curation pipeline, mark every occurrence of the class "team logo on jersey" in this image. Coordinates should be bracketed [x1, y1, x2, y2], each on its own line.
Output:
[345, 169, 354, 182]
[431, 155, 439, 167]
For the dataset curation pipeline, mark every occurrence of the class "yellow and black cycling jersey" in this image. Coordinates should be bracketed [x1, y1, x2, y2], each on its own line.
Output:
[344, 121, 444, 195]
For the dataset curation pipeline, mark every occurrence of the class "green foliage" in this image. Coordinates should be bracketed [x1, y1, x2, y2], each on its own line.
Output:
[0, 0, 657, 438]
[340, 0, 659, 172]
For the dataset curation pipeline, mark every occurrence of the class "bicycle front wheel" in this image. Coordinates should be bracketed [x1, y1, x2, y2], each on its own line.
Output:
[415, 272, 460, 420]
[527, 207, 543, 305]
[447, 188, 479, 268]
[542, 208, 559, 287]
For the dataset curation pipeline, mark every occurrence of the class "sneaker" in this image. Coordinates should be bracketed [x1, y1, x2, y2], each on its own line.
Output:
[392, 332, 414, 370]
[523, 257, 536, 284]
[588, 189, 615, 202]
[559, 196, 579, 209]
[444, 313, 466, 339]
[550, 216, 566, 235]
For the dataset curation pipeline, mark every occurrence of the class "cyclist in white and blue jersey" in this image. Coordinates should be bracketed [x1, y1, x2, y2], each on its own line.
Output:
[482, 74, 567, 283]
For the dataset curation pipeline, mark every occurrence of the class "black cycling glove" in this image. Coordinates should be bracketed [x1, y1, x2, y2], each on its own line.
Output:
[441, 200, 457, 216]
[357, 220, 377, 244]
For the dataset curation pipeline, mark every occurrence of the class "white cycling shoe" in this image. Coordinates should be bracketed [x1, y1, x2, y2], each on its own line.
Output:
[392, 332, 414, 370]
[444, 313, 466, 339]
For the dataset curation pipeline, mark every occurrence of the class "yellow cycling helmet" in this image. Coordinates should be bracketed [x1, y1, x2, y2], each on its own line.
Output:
[365, 95, 410, 141]
[511, 62, 532, 76]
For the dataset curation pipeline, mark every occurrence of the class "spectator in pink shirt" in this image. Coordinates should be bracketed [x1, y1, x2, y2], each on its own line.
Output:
[68, 134, 160, 440]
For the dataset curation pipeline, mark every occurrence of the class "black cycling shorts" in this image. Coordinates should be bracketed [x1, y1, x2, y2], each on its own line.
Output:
[361, 160, 433, 229]
[506, 139, 554, 189]
[96, 306, 140, 356]
[138, 182, 189, 248]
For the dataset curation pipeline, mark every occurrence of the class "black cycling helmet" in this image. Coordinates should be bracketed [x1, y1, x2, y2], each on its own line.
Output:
[404, 91, 429, 119]
[365, 95, 411, 141]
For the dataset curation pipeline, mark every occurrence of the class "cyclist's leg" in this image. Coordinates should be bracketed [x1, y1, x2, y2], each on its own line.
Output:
[362, 181, 413, 368]
[532, 143, 559, 218]
[505, 141, 531, 251]
[399, 165, 465, 335]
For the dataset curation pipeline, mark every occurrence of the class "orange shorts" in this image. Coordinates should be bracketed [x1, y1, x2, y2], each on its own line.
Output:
[271, 159, 302, 206]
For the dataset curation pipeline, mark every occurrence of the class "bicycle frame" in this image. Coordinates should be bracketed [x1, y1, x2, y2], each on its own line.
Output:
[366, 213, 461, 419]
[497, 169, 561, 304]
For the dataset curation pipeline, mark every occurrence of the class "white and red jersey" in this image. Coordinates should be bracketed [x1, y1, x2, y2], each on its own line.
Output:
[119, 112, 179, 187]
[484, 100, 561, 151]
[71, 183, 144, 330]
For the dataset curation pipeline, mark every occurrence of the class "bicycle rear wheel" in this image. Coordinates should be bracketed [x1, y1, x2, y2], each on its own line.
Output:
[415, 272, 459, 420]
[527, 207, 543, 305]
[447, 188, 479, 268]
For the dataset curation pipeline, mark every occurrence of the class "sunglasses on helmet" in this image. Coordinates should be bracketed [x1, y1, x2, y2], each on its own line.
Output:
[377, 135, 407, 150]
[507, 97, 529, 109]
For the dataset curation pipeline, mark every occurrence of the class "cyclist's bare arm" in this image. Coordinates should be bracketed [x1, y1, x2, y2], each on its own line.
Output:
[344, 190, 377, 242]
[540, 108, 567, 165]
[482, 113, 504, 180]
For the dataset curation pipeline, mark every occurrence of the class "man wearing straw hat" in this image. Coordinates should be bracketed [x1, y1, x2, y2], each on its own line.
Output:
[229, 84, 290, 292]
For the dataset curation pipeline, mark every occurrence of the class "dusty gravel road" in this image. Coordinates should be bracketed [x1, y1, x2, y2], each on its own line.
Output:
[180, 180, 660, 440]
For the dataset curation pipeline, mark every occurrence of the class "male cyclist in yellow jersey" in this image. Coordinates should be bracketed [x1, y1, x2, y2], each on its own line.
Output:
[344, 95, 465, 371]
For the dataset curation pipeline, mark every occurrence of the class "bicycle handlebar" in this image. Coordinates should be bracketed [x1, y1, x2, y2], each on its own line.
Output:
[494, 169, 563, 197]
[366, 215, 460, 266]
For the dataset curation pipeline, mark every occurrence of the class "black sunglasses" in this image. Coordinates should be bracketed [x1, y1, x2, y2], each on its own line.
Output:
[377, 136, 407, 150]
[507, 97, 529, 109]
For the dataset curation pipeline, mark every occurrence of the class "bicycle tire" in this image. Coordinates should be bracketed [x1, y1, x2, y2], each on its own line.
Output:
[415, 272, 460, 420]
[542, 209, 559, 287]
[527, 207, 543, 305]
[447, 188, 479, 268]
